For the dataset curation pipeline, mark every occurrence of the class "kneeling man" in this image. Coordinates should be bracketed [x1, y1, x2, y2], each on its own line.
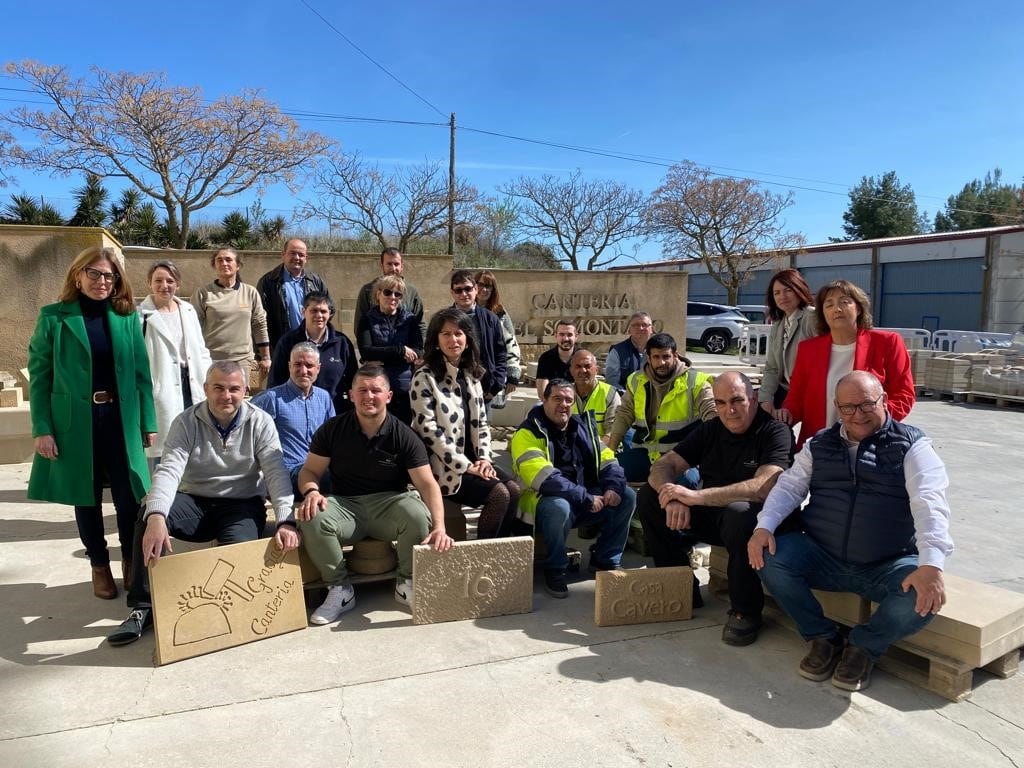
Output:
[296, 364, 453, 624]
[748, 371, 953, 691]
[637, 372, 793, 646]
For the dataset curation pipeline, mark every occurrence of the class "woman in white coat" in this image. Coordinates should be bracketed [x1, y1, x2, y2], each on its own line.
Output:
[138, 260, 212, 463]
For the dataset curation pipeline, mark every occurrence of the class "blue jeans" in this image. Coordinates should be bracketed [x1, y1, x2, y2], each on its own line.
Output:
[758, 532, 935, 660]
[536, 486, 636, 571]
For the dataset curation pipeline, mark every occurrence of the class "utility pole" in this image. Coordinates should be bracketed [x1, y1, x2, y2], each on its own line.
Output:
[448, 112, 456, 256]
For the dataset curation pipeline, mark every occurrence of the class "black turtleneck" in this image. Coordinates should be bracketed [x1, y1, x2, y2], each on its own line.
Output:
[79, 295, 116, 395]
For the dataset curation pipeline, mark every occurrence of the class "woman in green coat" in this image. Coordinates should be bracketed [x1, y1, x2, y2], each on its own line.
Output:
[28, 246, 157, 599]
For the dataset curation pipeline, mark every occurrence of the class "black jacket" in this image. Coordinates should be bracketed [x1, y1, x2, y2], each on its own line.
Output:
[256, 265, 333, 353]
[269, 323, 356, 414]
[461, 305, 507, 397]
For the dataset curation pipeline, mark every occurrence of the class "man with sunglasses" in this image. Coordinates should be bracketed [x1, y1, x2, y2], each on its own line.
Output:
[449, 270, 507, 404]
[748, 370, 953, 692]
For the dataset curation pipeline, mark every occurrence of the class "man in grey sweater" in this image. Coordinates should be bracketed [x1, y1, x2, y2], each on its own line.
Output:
[107, 361, 297, 646]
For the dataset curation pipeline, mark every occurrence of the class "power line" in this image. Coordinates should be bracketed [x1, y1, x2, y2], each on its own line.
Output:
[295, 0, 446, 119]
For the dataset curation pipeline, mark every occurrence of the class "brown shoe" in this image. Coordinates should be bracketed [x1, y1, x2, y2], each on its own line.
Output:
[799, 637, 844, 681]
[91, 564, 118, 600]
[122, 559, 133, 588]
[832, 645, 874, 691]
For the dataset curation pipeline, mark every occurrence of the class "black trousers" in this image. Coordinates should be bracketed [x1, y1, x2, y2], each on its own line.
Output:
[74, 403, 141, 566]
[636, 483, 764, 616]
[126, 493, 267, 609]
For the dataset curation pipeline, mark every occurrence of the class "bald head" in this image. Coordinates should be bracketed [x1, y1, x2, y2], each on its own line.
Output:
[712, 371, 757, 434]
[835, 370, 888, 441]
[836, 370, 884, 399]
[713, 371, 754, 400]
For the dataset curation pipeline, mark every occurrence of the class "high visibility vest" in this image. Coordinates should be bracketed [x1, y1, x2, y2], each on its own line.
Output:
[510, 410, 618, 524]
[626, 367, 714, 462]
[572, 381, 618, 437]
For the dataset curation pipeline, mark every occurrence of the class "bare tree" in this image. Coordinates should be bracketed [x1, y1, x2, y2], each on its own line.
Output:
[500, 171, 647, 270]
[1, 61, 332, 248]
[646, 161, 805, 304]
[302, 152, 478, 252]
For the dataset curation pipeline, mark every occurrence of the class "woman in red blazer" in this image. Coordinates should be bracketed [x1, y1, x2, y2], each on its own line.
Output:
[781, 279, 914, 448]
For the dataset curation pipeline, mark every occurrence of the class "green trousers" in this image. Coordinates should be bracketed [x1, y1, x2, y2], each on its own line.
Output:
[299, 491, 431, 584]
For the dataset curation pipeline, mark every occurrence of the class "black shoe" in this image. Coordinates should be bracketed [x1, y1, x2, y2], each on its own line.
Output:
[722, 610, 761, 646]
[587, 546, 622, 573]
[832, 645, 874, 691]
[799, 637, 845, 681]
[543, 569, 569, 599]
[107, 608, 152, 647]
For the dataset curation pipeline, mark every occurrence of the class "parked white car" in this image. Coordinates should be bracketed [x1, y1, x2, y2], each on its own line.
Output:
[685, 301, 750, 354]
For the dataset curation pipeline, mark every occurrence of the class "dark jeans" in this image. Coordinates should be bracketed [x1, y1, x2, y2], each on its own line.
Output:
[74, 403, 141, 566]
[636, 483, 764, 616]
[126, 493, 267, 609]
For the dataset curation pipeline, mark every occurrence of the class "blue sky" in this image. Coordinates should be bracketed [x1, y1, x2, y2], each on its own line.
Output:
[3, 0, 1022, 264]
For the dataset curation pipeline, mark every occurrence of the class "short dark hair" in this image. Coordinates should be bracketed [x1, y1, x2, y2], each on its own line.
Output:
[450, 269, 475, 289]
[353, 363, 391, 388]
[302, 291, 331, 309]
[645, 332, 677, 354]
[814, 280, 873, 335]
[543, 378, 575, 399]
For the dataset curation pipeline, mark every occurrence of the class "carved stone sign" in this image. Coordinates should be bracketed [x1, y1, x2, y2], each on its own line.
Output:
[594, 567, 693, 627]
[149, 539, 306, 665]
[412, 537, 533, 625]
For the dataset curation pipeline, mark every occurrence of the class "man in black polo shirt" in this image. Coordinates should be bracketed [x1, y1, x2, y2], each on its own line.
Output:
[295, 364, 453, 625]
[636, 371, 793, 646]
[534, 319, 579, 400]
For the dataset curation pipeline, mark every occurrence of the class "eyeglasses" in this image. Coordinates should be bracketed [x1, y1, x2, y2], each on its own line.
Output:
[452, 285, 475, 294]
[836, 394, 883, 416]
[381, 289, 403, 299]
[83, 267, 120, 283]
[477, 283, 493, 290]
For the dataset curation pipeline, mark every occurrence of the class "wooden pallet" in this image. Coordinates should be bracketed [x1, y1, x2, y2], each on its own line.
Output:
[965, 392, 1024, 409]
[926, 389, 971, 403]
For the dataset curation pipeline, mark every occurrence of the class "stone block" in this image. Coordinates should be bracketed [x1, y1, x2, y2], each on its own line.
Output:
[0, 388, 22, 407]
[594, 567, 693, 627]
[150, 538, 306, 665]
[347, 538, 398, 575]
[412, 536, 533, 625]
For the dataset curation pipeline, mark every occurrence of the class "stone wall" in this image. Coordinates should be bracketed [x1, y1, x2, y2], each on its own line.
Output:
[0, 225, 688, 386]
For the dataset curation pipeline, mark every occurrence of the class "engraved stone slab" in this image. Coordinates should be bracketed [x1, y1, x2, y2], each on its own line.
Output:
[412, 536, 533, 625]
[595, 567, 693, 627]
[150, 539, 306, 665]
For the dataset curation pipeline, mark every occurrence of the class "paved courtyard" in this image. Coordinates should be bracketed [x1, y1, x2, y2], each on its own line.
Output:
[0, 395, 1022, 767]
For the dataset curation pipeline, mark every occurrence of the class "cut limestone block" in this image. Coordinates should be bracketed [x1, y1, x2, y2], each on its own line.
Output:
[412, 536, 533, 625]
[150, 538, 306, 665]
[0, 388, 22, 407]
[887, 573, 1024, 669]
[595, 567, 693, 627]
[347, 539, 398, 575]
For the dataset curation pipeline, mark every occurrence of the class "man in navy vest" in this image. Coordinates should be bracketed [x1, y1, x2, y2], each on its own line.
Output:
[748, 370, 953, 692]
[604, 311, 653, 392]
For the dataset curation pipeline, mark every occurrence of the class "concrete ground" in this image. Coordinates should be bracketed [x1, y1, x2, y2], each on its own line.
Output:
[1, 394, 1023, 767]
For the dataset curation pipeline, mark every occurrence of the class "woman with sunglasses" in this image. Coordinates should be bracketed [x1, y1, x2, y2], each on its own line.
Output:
[473, 270, 521, 405]
[138, 259, 212, 466]
[27, 246, 157, 599]
[357, 274, 423, 423]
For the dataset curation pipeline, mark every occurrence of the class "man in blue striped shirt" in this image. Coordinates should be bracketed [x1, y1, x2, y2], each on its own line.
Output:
[252, 341, 335, 494]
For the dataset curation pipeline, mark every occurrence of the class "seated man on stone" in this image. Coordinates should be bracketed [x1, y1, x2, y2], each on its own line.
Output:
[637, 372, 793, 646]
[511, 379, 635, 599]
[252, 341, 335, 495]
[570, 348, 620, 438]
[107, 361, 298, 646]
[295, 364, 453, 625]
[748, 371, 953, 691]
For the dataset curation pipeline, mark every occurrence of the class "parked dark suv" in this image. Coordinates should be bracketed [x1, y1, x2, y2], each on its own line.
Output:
[685, 302, 749, 353]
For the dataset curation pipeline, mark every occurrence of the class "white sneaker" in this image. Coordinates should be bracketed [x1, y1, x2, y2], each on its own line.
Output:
[310, 584, 356, 625]
[394, 577, 414, 608]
